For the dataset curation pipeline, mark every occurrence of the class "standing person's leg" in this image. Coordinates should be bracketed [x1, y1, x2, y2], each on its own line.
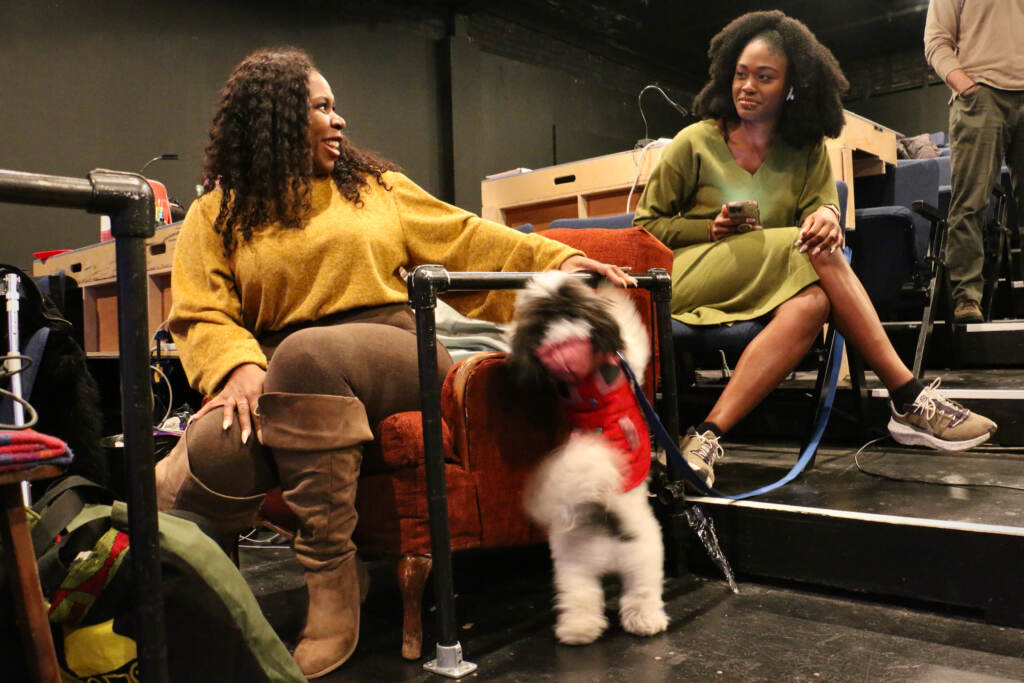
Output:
[1007, 90, 1024, 240]
[947, 86, 1009, 320]
[257, 304, 451, 678]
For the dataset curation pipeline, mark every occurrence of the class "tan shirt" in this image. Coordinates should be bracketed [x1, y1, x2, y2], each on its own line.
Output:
[924, 0, 1024, 92]
[169, 171, 581, 395]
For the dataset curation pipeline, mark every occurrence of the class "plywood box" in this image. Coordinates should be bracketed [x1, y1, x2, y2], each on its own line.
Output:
[33, 223, 181, 354]
[481, 142, 668, 231]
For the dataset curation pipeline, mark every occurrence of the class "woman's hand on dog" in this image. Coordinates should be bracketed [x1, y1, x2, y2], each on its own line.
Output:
[189, 362, 265, 445]
[559, 254, 637, 287]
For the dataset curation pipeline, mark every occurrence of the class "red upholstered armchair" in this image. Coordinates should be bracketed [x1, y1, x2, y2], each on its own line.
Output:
[258, 226, 673, 659]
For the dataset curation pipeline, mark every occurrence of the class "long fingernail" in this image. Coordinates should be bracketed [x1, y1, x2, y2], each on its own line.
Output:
[794, 239, 803, 247]
[256, 428, 263, 444]
[223, 419, 231, 431]
[241, 428, 250, 444]
[830, 245, 837, 254]
[812, 247, 820, 255]
[799, 245, 808, 253]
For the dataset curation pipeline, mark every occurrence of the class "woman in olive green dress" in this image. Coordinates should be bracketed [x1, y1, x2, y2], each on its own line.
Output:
[634, 10, 996, 487]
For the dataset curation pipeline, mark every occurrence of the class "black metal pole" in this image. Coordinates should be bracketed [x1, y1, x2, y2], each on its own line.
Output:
[0, 168, 167, 683]
[408, 265, 459, 649]
[646, 269, 692, 577]
[0, 170, 94, 208]
[90, 171, 168, 683]
[649, 269, 679, 446]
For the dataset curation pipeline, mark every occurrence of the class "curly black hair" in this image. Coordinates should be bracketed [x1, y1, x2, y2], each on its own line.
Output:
[202, 47, 398, 255]
[692, 10, 849, 149]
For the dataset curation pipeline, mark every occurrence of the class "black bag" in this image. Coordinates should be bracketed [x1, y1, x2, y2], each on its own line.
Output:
[0, 263, 108, 487]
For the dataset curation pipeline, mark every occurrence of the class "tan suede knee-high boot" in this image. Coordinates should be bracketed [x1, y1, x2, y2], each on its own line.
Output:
[155, 434, 266, 537]
[257, 392, 373, 679]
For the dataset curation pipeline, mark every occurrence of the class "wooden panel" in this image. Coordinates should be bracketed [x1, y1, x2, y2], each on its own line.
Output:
[148, 271, 172, 337]
[583, 188, 642, 218]
[93, 285, 120, 353]
[831, 111, 899, 165]
[503, 198, 578, 233]
[1, 478, 61, 682]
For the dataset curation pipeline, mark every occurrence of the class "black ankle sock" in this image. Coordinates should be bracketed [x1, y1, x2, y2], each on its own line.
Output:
[891, 378, 925, 408]
[696, 421, 723, 438]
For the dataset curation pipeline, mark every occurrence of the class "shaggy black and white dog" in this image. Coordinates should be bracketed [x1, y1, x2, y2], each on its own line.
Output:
[509, 271, 668, 645]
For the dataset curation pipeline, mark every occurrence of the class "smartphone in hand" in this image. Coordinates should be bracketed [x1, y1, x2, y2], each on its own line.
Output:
[726, 200, 760, 233]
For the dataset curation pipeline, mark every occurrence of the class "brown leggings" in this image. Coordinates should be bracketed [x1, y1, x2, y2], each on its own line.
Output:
[185, 303, 453, 497]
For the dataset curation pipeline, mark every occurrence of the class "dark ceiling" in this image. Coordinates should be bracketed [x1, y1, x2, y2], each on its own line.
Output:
[422, 0, 935, 95]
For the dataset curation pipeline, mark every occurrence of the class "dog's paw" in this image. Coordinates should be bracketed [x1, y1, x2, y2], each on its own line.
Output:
[619, 604, 669, 637]
[555, 612, 608, 645]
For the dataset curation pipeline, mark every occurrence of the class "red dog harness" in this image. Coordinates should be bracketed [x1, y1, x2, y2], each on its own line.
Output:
[558, 360, 650, 492]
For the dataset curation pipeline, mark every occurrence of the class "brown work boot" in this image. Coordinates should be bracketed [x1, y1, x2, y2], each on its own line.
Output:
[953, 298, 984, 324]
[258, 392, 373, 679]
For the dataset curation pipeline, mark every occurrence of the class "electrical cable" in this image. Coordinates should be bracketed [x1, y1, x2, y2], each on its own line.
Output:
[636, 84, 689, 145]
[718, 435, 1024, 492]
[149, 362, 174, 427]
[0, 353, 39, 429]
[853, 436, 1024, 492]
[626, 138, 664, 213]
[238, 527, 290, 548]
[626, 84, 691, 214]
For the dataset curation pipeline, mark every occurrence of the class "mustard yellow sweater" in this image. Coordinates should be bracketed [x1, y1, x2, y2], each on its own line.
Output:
[169, 171, 581, 396]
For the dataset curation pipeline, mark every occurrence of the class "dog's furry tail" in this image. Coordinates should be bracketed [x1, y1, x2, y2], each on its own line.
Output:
[596, 281, 650, 383]
[524, 432, 624, 532]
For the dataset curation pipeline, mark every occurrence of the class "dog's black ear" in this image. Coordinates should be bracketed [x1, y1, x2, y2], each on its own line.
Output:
[588, 309, 623, 356]
[507, 315, 553, 391]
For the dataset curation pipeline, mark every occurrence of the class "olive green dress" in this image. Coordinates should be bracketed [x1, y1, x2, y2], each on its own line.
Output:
[634, 119, 838, 325]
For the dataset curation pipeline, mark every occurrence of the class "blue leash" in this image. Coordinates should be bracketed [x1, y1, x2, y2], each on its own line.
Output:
[618, 329, 845, 500]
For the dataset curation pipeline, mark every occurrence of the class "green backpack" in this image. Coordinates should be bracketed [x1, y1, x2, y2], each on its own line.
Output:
[15, 475, 304, 682]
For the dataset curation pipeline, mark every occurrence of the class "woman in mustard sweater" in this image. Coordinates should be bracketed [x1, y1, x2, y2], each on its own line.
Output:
[634, 11, 997, 488]
[156, 47, 632, 679]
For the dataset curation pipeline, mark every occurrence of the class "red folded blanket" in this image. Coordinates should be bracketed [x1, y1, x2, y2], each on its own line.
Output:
[0, 428, 73, 472]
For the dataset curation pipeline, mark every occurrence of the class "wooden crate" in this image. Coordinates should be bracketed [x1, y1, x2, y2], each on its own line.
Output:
[33, 223, 181, 354]
[481, 143, 667, 231]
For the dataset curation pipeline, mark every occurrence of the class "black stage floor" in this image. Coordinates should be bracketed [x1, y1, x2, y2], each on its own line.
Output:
[239, 545, 1024, 682]
[239, 440, 1024, 682]
[697, 441, 1024, 526]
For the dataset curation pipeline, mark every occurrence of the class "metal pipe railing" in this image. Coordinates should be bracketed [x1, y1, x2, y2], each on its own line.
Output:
[0, 168, 167, 683]
[408, 266, 675, 678]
